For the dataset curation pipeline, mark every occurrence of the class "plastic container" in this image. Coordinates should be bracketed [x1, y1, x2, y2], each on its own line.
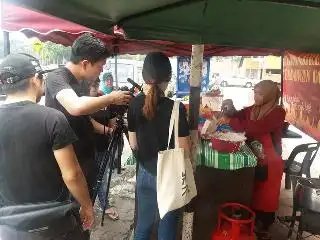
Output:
[211, 137, 241, 153]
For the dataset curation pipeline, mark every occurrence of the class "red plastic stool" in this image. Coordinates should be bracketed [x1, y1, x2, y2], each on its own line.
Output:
[212, 203, 256, 240]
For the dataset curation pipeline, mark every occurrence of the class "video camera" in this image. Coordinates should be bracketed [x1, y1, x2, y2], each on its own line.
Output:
[108, 78, 142, 116]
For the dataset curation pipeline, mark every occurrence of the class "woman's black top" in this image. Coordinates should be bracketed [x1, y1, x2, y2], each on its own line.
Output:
[127, 93, 189, 175]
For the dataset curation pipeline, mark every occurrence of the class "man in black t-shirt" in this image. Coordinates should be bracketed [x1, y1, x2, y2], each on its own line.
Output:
[0, 54, 93, 239]
[45, 33, 131, 199]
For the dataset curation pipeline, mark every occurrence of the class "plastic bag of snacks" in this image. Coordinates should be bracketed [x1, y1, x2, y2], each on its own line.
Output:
[216, 117, 232, 132]
[213, 131, 247, 142]
[200, 105, 214, 119]
[201, 118, 218, 136]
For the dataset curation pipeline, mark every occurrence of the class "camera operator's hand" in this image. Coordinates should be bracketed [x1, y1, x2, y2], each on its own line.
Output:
[108, 127, 114, 134]
[80, 206, 94, 230]
[109, 91, 132, 105]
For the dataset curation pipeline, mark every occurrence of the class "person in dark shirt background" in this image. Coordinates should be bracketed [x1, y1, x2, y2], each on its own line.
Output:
[0, 53, 93, 239]
[45, 33, 132, 200]
[127, 52, 190, 240]
[89, 79, 119, 221]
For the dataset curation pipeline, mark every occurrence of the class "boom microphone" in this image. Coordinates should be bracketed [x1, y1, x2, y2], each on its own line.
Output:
[127, 78, 142, 92]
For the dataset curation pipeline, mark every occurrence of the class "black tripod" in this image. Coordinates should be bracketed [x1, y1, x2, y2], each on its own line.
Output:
[92, 111, 129, 226]
[92, 78, 142, 226]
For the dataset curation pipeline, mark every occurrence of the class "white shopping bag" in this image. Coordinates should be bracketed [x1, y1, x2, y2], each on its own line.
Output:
[157, 101, 197, 219]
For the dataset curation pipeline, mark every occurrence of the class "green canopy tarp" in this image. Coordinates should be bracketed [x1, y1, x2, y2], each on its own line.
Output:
[7, 0, 320, 52]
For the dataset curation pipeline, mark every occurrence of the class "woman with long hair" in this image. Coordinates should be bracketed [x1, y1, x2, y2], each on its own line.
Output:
[222, 80, 285, 240]
[127, 52, 190, 240]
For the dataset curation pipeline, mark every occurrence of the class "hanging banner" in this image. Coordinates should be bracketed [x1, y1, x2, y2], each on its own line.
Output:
[176, 56, 210, 97]
[283, 51, 320, 140]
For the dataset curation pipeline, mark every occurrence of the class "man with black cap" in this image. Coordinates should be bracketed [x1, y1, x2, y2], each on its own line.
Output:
[0, 53, 93, 239]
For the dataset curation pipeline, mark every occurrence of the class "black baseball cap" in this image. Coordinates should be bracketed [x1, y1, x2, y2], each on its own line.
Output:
[0, 53, 46, 85]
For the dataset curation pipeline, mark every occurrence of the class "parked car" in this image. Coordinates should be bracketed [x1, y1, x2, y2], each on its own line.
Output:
[219, 76, 259, 88]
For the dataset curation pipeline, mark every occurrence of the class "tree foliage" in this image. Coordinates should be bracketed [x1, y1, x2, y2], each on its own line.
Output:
[37, 41, 71, 65]
[0, 34, 71, 65]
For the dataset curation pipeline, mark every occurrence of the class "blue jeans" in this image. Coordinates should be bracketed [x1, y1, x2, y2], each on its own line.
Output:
[134, 166, 180, 240]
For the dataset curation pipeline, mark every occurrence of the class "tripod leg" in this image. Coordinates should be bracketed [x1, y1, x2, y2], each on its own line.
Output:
[101, 131, 121, 226]
[91, 132, 118, 202]
[117, 135, 124, 174]
[99, 119, 127, 226]
[123, 126, 129, 143]
[92, 150, 110, 202]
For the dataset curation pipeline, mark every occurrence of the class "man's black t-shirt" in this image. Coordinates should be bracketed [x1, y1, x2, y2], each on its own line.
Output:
[45, 67, 95, 164]
[127, 94, 189, 175]
[0, 101, 77, 206]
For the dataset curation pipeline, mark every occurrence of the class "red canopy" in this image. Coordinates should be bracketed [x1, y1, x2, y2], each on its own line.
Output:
[2, 3, 280, 57]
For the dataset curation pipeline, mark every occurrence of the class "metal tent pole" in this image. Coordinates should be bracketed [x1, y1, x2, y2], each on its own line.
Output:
[3, 31, 10, 56]
[115, 55, 119, 89]
[280, 50, 284, 106]
[1, 0, 10, 57]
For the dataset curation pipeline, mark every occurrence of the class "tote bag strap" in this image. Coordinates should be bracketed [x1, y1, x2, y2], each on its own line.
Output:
[167, 101, 180, 149]
[174, 101, 180, 148]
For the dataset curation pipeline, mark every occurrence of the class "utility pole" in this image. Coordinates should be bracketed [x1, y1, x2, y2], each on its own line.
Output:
[182, 44, 204, 239]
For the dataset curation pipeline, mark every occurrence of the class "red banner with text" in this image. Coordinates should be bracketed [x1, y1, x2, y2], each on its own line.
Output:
[283, 51, 320, 140]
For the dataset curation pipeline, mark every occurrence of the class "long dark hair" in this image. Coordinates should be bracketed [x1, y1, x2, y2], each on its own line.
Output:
[142, 52, 172, 120]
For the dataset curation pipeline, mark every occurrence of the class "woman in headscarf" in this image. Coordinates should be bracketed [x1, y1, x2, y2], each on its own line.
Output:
[100, 72, 114, 94]
[222, 80, 286, 240]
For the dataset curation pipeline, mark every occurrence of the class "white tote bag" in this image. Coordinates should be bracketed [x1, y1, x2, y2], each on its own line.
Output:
[157, 101, 197, 219]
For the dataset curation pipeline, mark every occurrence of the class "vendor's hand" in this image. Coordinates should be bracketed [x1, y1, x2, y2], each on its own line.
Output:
[108, 127, 114, 134]
[221, 99, 234, 110]
[256, 152, 266, 160]
[221, 99, 236, 117]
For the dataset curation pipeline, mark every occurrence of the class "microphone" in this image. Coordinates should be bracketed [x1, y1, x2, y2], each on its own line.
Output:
[127, 78, 142, 92]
